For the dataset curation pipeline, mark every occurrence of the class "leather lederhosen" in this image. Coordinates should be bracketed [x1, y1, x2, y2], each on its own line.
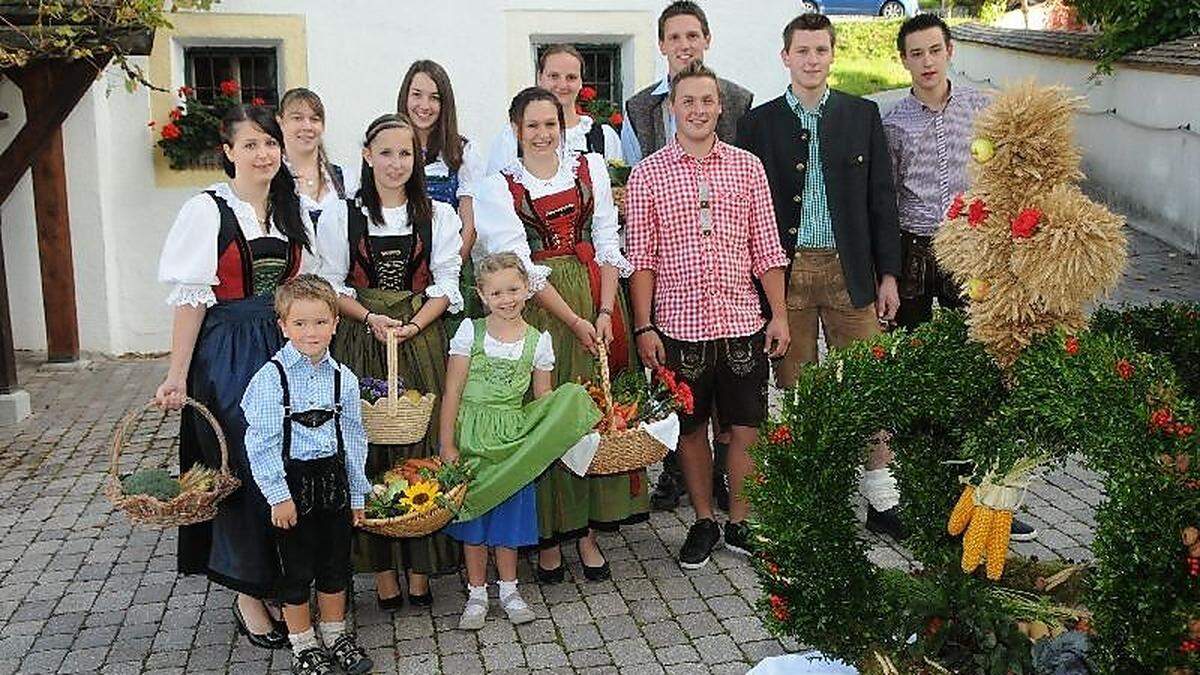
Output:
[268, 359, 348, 515]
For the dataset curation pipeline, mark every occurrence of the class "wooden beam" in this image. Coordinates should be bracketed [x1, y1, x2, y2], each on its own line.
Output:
[0, 56, 106, 205]
[32, 125, 79, 362]
[0, 217, 19, 394]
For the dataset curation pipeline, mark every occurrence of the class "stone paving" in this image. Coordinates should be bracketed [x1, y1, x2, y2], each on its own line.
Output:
[0, 228, 1194, 674]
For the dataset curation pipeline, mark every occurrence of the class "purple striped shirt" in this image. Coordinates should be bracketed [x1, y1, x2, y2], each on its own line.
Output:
[882, 84, 992, 236]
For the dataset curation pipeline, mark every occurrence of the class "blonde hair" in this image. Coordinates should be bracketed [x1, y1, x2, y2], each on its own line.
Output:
[475, 252, 529, 289]
[275, 274, 339, 320]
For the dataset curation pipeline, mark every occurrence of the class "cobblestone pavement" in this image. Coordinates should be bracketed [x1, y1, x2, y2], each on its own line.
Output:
[0, 229, 1194, 674]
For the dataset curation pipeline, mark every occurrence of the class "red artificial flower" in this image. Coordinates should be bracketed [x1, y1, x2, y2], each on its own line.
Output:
[946, 193, 965, 220]
[609, 111, 623, 126]
[219, 79, 240, 96]
[1010, 208, 1043, 239]
[176, 85, 194, 97]
[766, 562, 780, 576]
[769, 425, 793, 445]
[251, 96, 266, 107]
[1150, 407, 1174, 430]
[967, 198, 989, 227]
[168, 107, 182, 121]
[1064, 336, 1079, 356]
[579, 86, 597, 102]
[674, 382, 694, 414]
[870, 344, 887, 360]
[656, 366, 678, 390]
[1115, 358, 1134, 381]
[160, 122, 182, 141]
[769, 595, 790, 622]
[1179, 424, 1195, 438]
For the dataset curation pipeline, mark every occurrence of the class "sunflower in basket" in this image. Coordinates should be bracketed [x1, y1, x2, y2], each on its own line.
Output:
[364, 457, 471, 520]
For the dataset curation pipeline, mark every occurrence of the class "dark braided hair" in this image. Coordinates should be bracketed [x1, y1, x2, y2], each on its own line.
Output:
[356, 113, 433, 229]
[219, 105, 310, 250]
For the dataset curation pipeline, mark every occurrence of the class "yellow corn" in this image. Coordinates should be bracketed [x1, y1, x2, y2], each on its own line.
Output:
[947, 485, 977, 536]
[985, 509, 1013, 580]
[960, 506, 994, 574]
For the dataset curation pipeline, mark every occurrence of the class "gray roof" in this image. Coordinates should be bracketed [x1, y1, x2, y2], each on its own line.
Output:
[951, 24, 1200, 76]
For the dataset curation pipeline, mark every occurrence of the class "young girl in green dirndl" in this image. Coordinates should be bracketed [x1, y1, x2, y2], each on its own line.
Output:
[440, 252, 600, 630]
[316, 113, 464, 611]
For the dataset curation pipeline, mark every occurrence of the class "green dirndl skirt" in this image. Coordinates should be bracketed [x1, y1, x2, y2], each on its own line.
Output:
[523, 255, 649, 544]
[332, 287, 462, 576]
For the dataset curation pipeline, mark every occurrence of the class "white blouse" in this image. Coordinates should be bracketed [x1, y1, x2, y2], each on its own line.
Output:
[449, 320, 555, 371]
[424, 140, 484, 201]
[289, 159, 360, 216]
[158, 182, 319, 307]
[485, 116, 623, 176]
[471, 151, 632, 293]
[315, 199, 465, 313]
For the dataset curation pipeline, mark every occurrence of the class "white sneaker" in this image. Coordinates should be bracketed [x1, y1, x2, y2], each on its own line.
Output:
[500, 591, 536, 625]
[458, 596, 488, 631]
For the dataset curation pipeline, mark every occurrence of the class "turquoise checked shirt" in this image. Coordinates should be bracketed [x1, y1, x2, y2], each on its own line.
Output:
[785, 85, 836, 249]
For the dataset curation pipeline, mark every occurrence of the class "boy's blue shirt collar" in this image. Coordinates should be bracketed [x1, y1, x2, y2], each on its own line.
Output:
[278, 341, 335, 369]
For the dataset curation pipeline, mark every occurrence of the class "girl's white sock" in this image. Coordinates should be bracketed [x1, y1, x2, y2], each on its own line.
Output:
[468, 584, 489, 603]
[319, 620, 345, 647]
[861, 467, 901, 511]
[290, 627, 318, 657]
[497, 579, 518, 601]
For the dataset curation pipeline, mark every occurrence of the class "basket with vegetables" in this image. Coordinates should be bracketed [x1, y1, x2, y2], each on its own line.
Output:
[608, 158, 631, 222]
[106, 398, 240, 528]
[358, 457, 471, 538]
[584, 341, 692, 475]
[360, 329, 435, 445]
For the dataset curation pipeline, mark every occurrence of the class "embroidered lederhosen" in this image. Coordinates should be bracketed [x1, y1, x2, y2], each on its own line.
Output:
[342, 199, 433, 293]
[504, 155, 630, 371]
[268, 359, 349, 515]
[207, 191, 303, 301]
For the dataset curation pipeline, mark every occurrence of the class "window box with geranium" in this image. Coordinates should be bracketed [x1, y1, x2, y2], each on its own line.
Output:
[154, 79, 267, 170]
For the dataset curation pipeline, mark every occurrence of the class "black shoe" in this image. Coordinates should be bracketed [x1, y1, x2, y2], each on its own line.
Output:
[292, 646, 337, 675]
[376, 592, 405, 612]
[866, 505, 909, 542]
[328, 633, 373, 675]
[233, 602, 289, 650]
[536, 557, 566, 584]
[651, 469, 685, 511]
[1010, 518, 1038, 542]
[407, 590, 433, 607]
[576, 540, 611, 582]
[724, 520, 756, 558]
[679, 518, 722, 570]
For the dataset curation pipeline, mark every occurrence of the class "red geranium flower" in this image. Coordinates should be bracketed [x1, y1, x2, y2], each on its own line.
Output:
[769, 425, 793, 445]
[870, 344, 887, 360]
[1115, 358, 1134, 380]
[655, 366, 678, 390]
[251, 96, 266, 106]
[160, 122, 182, 141]
[609, 111, 623, 126]
[168, 107, 182, 121]
[947, 193, 965, 220]
[674, 382, 694, 414]
[1064, 336, 1079, 356]
[177, 85, 194, 97]
[219, 79, 240, 96]
[967, 198, 989, 227]
[579, 86, 597, 102]
[1011, 208, 1043, 239]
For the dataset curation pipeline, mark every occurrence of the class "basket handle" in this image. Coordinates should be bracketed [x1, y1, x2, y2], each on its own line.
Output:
[110, 397, 231, 485]
[595, 338, 614, 421]
[386, 327, 399, 415]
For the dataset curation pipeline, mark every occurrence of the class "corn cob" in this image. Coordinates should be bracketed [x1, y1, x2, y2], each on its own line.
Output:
[961, 506, 995, 574]
[947, 485, 976, 535]
[985, 509, 1013, 580]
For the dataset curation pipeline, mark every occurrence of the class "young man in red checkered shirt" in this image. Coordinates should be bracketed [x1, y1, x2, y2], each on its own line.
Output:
[625, 61, 790, 570]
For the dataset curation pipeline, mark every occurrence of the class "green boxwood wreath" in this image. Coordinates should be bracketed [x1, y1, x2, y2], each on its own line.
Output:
[748, 303, 1200, 673]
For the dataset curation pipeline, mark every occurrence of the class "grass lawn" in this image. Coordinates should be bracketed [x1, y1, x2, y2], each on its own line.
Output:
[829, 19, 911, 96]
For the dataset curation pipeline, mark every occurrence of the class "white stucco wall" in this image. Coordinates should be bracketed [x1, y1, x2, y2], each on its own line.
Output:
[0, 0, 846, 355]
[952, 41, 1200, 256]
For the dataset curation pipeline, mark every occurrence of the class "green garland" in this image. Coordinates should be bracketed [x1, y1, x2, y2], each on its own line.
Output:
[749, 304, 1200, 673]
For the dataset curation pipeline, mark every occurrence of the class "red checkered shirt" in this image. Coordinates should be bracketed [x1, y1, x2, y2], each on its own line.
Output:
[625, 139, 787, 342]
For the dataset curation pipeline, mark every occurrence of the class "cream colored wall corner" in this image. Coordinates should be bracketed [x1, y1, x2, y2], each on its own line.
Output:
[147, 12, 308, 188]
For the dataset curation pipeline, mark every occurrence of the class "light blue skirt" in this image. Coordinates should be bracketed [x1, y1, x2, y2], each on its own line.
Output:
[444, 483, 538, 548]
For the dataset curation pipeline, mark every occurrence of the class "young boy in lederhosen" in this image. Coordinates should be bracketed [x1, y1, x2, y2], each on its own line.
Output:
[241, 274, 373, 675]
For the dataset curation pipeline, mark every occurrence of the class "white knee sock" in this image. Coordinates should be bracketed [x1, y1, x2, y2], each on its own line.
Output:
[290, 627, 318, 657]
[861, 467, 900, 511]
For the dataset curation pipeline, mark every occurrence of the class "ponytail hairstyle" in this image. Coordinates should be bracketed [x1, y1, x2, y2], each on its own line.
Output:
[508, 86, 565, 156]
[278, 87, 345, 198]
[219, 105, 310, 250]
[357, 113, 433, 229]
[396, 60, 465, 172]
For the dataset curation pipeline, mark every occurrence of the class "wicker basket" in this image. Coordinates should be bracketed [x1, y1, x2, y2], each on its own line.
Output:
[362, 329, 436, 445]
[612, 185, 627, 223]
[106, 398, 240, 528]
[357, 482, 468, 538]
[587, 341, 670, 475]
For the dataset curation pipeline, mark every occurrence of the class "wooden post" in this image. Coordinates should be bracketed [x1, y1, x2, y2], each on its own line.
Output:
[0, 217, 19, 394]
[31, 125, 79, 362]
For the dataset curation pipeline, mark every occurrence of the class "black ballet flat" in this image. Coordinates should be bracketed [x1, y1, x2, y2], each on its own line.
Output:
[233, 602, 289, 650]
[376, 593, 405, 612]
[536, 563, 566, 584]
[576, 541, 611, 582]
[406, 590, 433, 607]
